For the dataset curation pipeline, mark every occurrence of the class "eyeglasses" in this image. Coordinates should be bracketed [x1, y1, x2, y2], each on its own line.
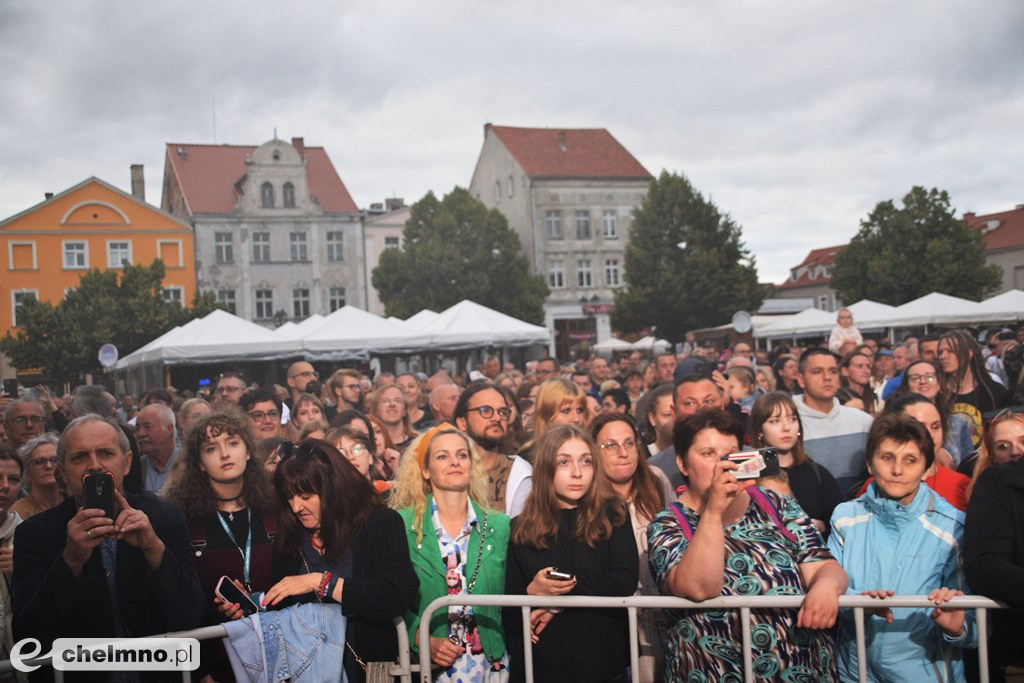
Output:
[907, 373, 937, 384]
[339, 444, 367, 459]
[600, 438, 637, 454]
[30, 455, 58, 468]
[12, 416, 44, 426]
[216, 385, 244, 394]
[468, 405, 511, 420]
[248, 410, 280, 422]
[290, 370, 318, 380]
[278, 440, 328, 463]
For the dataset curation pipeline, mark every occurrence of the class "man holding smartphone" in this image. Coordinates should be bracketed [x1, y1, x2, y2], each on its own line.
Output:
[12, 415, 203, 677]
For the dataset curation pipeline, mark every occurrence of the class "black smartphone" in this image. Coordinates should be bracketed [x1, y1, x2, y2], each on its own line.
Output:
[545, 568, 574, 581]
[722, 447, 781, 480]
[215, 576, 260, 617]
[82, 472, 115, 518]
[694, 360, 717, 380]
[2, 379, 17, 397]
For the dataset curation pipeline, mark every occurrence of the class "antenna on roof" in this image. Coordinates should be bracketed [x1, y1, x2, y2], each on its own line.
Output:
[212, 96, 217, 144]
[273, 127, 278, 141]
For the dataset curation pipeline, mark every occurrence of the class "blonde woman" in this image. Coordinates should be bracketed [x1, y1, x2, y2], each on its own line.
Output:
[517, 379, 588, 462]
[391, 425, 510, 680]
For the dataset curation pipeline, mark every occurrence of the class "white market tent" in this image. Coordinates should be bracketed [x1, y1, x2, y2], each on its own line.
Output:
[300, 305, 430, 358]
[412, 300, 550, 350]
[973, 289, 1024, 323]
[591, 337, 633, 354]
[116, 309, 299, 369]
[401, 309, 441, 330]
[859, 292, 980, 328]
[276, 314, 326, 339]
[629, 335, 671, 351]
[756, 307, 834, 338]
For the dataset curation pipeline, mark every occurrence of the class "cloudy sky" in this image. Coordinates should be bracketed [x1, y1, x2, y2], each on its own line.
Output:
[2, 0, 1021, 283]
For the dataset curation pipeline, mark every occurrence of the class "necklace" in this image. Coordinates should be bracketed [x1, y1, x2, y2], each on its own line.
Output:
[216, 493, 244, 502]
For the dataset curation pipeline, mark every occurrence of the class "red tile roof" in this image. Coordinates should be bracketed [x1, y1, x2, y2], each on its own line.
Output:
[164, 142, 358, 215]
[487, 124, 652, 180]
[775, 244, 846, 290]
[965, 205, 1024, 252]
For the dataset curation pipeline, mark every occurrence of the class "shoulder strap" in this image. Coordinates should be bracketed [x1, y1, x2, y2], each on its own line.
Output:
[188, 519, 206, 553]
[749, 488, 797, 543]
[669, 502, 696, 542]
[262, 511, 278, 541]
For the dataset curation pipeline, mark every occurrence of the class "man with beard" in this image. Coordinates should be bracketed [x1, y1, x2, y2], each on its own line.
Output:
[453, 383, 532, 518]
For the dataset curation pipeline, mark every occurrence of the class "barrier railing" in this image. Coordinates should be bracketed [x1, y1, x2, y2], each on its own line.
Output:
[0, 594, 1004, 682]
[417, 594, 1006, 683]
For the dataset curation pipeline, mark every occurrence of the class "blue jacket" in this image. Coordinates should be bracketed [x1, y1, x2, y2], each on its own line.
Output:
[828, 482, 976, 682]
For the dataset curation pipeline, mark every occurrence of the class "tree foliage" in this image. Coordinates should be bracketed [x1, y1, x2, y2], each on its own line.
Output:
[0, 260, 222, 383]
[612, 171, 764, 342]
[372, 187, 549, 323]
[832, 186, 1002, 306]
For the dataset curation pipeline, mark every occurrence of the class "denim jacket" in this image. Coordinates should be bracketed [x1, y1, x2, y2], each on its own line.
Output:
[222, 600, 347, 683]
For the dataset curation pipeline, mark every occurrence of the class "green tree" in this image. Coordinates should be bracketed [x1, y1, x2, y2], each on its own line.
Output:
[832, 186, 1002, 305]
[0, 260, 221, 383]
[372, 187, 549, 323]
[612, 171, 764, 342]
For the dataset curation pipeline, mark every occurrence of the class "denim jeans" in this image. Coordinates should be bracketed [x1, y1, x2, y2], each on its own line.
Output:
[222, 600, 348, 682]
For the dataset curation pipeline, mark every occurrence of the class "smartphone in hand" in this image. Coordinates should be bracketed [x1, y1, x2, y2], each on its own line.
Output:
[82, 472, 115, 518]
[215, 576, 259, 617]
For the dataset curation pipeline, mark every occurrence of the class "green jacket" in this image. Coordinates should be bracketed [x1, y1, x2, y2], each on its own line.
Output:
[398, 497, 509, 663]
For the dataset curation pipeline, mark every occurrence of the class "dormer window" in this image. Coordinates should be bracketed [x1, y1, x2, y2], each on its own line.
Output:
[283, 182, 295, 208]
[272, 151, 281, 161]
[261, 182, 275, 208]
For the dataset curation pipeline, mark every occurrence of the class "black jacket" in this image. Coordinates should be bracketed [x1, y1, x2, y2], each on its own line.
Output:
[505, 507, 638, 683]
[271, 506, 418, 683]
[12, 493, 204, 682]
[965, 458, 1024, 670]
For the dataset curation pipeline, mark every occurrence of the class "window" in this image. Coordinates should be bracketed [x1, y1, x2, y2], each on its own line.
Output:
[602, 209, 618, 239]
[107, 241, 132, 268]
[818, 295, 829, 310]
[216, 289, 236, 314]
[289, 232, 308, 261]
[8, 241, 37, 270]
[293, 288, 310, 318]
[261, 182, 275, 208]
[575, 210, 590, 239]
[508, 176, 514, 199]
[548, 260, 565, 289]
[384, 236, 400, 250]
[252, 232, 270, 262]
[62, 241, 88, 269]
[158, 240, 183, 268]
[604, 259, 621, 287]
[577, 259, 592, 288]
[254, 289, 274, 319]
[546, 211, 562, 239]
[329, 286, 346, 312]
[11, 290, 37, 327]
[215, 233, 233, 264]
[162, 287, 184, 306]
[495, 181, 502, 201]
[326, 232, 344, 262]
[283, 182, 295, 208]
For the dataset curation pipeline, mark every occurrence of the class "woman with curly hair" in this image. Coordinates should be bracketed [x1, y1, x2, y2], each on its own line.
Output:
[167, 412, 276, 682]
[391, 424, 511, 680]
[938, 329, 1007, 449]
[506, 424, 638, 683]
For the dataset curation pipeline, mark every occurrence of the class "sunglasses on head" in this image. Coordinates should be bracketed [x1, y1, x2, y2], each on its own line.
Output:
[277, 440, 331, 463]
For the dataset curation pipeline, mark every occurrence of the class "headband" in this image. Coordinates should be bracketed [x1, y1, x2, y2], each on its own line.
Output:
[415, 424, 447, 469]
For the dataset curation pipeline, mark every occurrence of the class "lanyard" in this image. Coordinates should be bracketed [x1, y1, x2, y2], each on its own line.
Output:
[216, 508, 252, 586]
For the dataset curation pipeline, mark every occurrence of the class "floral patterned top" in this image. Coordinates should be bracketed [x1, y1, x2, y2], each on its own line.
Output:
[647, 488, 838, 682]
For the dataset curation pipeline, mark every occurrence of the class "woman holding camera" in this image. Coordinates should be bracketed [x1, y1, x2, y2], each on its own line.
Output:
[506, 424, 638, 683]
[648, 409, 846, 681]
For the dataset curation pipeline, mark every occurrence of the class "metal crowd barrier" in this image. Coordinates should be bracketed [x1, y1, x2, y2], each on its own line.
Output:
[418, 594, 1006, 683]
[0, 595, 1005, 682]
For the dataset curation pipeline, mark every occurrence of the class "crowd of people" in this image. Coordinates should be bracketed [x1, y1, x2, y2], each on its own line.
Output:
[0, 314, 1023, 682]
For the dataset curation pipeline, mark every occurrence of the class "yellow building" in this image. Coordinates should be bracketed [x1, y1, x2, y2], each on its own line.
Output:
[0, 174, 195, 359]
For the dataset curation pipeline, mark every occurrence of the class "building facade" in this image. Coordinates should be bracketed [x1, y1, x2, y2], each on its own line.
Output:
[966, 205, 1024, 292]
[162, 137, 365, 326]
[468, 124, 652, 359]
[767, 245, 845, 312]
[0, 174, 195, 375]
[364, 201, 407, 316]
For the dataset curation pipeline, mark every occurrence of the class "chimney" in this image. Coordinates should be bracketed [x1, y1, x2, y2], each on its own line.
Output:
[964, 211, 975, 219]
[385, 197, 405, 211]
[130, 164, 145, 201]
[557, 131, 567, 152]
[291, 137, 305, 157]
[44, 192, 54, 200]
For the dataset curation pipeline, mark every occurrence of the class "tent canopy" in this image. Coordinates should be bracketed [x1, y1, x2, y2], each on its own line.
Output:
[860, 292, 980, 327]
[413, 300, 550, 350]
[300, 305, 429, 357]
